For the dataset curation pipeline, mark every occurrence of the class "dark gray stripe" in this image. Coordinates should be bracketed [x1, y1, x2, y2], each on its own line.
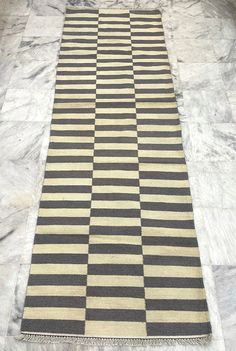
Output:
[143, 255, 201, 267]
[140, 171, 188, 180]
[95, 137, 137, 143]
[138, 144, 183, 150]
[91, 209, 140, 218]
[47, 156, 93, 163]
[94, 150, 137, 157]
[87, 286, 144, 298]
[93, 163, 139, 171]
[28, 274, 87, 286]
[137, 131, 181, 138]
[146, 299, 208, 311]
[141, 202, 192, 212]
[137, 119, 179, 125]
[45, 170, 92, 178]
[89, 225, 141, 236]
[86, 309, 145, 322]
[142, 219, 195, 229]
[92, 193, 139, 201]
[140, 187, 191, 196]
[34, 234, 89, 244]
[147, 322, 211, 336]
[93, 178, 139, 187]
[21, 320, 85, 335]
[89, 244, 142, 255]
[144, 277, 204, 288]
[49, 141, 94, 150]
[142, 236, 197, 247]
[40, 200, 91, 208]
[139, 157, 185, 164]
[88, 264, 143, 276]
[42, 185, 92, 193]
[25, 296, 86, 308]
[32, 253, 88, 264]
[37, 217, 90, 225]
[52, 119, 95, 125]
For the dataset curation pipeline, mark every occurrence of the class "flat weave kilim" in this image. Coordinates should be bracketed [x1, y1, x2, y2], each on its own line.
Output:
[20, 7, 212, 346]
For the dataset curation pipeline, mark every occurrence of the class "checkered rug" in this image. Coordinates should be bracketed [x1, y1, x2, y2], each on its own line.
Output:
[20, 7, 211, 345]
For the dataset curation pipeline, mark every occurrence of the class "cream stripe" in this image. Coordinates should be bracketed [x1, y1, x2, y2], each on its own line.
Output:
[94, 157, 138, 164]
[87, 275, 144, 287]
[138, 150, 185, 158]
[137, 125, 181, 132]
[140, 194, 192, 203]
[90, 217, 140, 226]
[33, 244, 89, 254]
[30, 264, 87, 275]
[36, 225, 90, 234]
[85, 321, 146, 337]
[146, 311, 209, 323]
[38, 208, 90, 217]
[51, 124, 95, 131]
[92, 185, 139, 194]
[27, 285, 86, 296]
[93, 170, 139, 178]
[50, 136, 94, 142]
[46, 163, 93, 171]
[40, 193, 91, 201]
[140, 179, 189, 187]
[87, 297, 145, 309]
[142, 227, 196, 237]
[139, 163, 187, 172]
[48, 149, 94, 156]
[89, 235, 141, 245]
[138, 137, 182, 144]
[145, 287, 206, 300]
[143, 246, 199, 258]
[23, 307, 85, 321]
[44, 178, 92, 186]
[144, 266, 202, 278]
[88, 254, 143, 264]
[94, 144, 137, 151]
[141, 210, 193, 220]
[91, 200, 140, 209]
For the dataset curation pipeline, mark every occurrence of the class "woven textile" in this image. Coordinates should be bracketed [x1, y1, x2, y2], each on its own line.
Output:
[21, 7, 211, 345]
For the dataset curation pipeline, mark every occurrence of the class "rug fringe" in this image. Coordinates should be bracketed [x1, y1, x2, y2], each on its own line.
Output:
[17, 333, 212, 346]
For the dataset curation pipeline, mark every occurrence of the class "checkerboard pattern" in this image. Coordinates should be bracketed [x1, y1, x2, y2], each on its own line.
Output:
[21, 8, 211, 344]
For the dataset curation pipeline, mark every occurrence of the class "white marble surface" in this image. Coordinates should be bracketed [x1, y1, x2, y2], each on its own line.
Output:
[0, 0, 236, 350]
[213, 266, 236, 351]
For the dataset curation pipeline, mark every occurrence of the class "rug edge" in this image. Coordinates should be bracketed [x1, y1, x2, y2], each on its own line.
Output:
[17, 333, 212, 346]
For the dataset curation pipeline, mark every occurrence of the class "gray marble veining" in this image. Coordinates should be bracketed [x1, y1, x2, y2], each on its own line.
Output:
[213, 39, 236, 62]
[1, 88, 54, 122]
[23, 14, 64, 37]
[0, 264, 19, 336]
[188, 123, 236, 162]
[212, 266, 236, 351]
[174, 39, 216, 63]
[206, 18, 236, 39]
[201, 0, 236, 19]
[17, 37, 60, 61]
[31, 0, 66, 16]
[219, 62, 236, 90]
[8, 59, 57, 90]
[179, 63, 224, 90]
[182, 89, 233, 122]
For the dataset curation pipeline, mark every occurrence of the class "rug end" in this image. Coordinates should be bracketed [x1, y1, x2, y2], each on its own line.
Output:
[17, 333, 212, 346]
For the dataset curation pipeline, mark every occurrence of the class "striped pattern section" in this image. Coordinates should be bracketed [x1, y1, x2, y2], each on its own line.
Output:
[21, 8, 211, 342]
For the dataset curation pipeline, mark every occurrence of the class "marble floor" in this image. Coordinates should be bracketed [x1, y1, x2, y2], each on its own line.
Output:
[0, 0, 235, 350]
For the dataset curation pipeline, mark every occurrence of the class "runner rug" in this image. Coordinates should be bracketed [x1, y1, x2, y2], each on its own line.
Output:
[20, 7, 212, 346]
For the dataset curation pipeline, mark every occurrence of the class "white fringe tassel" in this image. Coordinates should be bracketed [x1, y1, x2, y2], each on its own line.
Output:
[17, 333, 212, 346]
